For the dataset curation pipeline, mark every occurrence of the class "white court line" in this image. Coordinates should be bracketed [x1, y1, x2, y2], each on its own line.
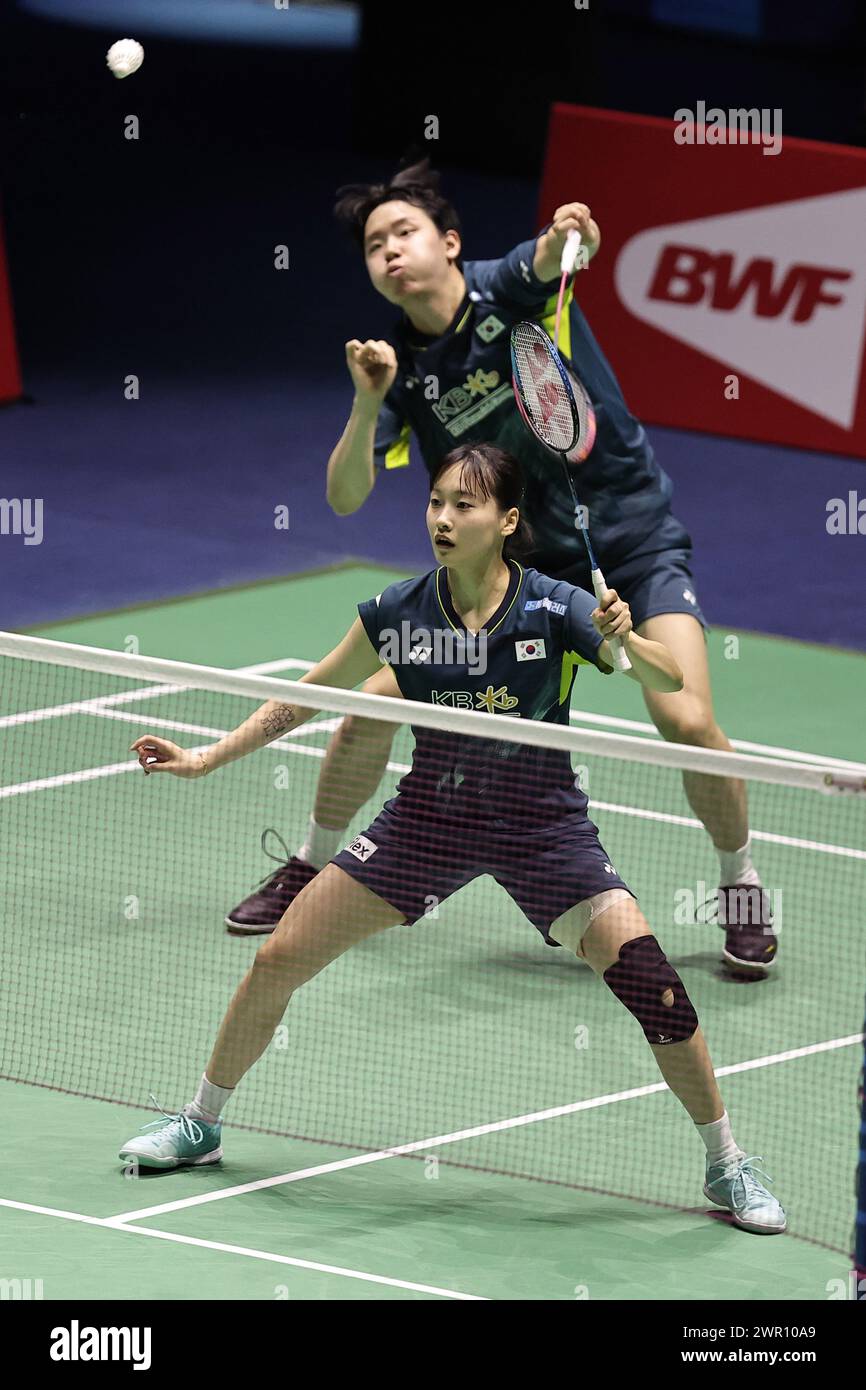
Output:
[86, 706, 343, 741]
[106, 1032, 863, 1226]
[0, 654, 315, 730]
[0, 1198, 481, 1300]
[591, 798, 866, 862]
[3, 653, 864, 856]
[2, 741, 862, 861]
[567, 708, 866, 773]
[4, 643, 863, 772]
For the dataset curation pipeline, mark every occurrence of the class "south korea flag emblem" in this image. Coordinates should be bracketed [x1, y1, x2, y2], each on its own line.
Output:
[476, 314, 506, 343]
[515, 638, 546, 661]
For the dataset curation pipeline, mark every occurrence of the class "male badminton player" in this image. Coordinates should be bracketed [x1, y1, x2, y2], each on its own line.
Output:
[226, 158, 776, 978]
[123, 444, 785, 1235]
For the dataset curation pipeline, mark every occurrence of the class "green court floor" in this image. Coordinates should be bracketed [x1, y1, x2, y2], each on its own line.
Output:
[1, 563, 864, 1300]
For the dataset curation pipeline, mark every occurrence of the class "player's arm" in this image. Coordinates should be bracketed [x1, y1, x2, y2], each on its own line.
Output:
[130, 619, 387, 777]
[532, 203, 601, 282]
[326, 339, 398, 515]
[593, 591, 683, 693]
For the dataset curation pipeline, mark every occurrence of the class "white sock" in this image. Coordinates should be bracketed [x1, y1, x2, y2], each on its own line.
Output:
[297, 816, 344, 871]
[185, 1073, 233, 1125]
[717, 837, 759, 886]
[696, 1111, 743, 1167]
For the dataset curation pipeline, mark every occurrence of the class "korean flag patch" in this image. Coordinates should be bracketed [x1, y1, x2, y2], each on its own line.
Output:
[515, 638, 546, 662]
[476, 313, 506, 343]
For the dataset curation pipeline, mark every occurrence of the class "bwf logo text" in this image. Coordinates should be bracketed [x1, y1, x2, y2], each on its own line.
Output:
[0, 497, 43, 545]
[50, 1321, 152, 1371]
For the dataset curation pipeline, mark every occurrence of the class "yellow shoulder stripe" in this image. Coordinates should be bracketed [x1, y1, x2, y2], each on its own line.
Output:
[384, 421, 412, 470]
[536, 283, 574, 359]
[558, 648, 590, 705]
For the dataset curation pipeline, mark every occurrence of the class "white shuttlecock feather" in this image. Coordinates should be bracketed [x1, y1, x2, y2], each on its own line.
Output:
[106, 39, 144, 80]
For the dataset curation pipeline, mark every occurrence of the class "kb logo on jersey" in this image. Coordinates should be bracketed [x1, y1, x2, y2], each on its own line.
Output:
[432, 686, 519, 713]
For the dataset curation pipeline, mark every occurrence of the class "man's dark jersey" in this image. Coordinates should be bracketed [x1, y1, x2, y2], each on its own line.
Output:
[357, 560, 611, 829]
[373, 236, 676, 576]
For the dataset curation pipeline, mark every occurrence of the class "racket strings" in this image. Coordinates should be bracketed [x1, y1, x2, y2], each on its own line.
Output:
[511, 325, 576, 453]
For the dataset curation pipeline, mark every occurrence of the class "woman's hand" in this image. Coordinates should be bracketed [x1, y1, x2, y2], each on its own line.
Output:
[345, 339, 398, 404]
[130, 735, 206, 779]
[533, 202, 601, 280]
[592, 588, 633, 643]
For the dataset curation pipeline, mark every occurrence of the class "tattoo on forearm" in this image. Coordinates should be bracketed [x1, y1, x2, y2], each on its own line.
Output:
[261, 704, 297, 739]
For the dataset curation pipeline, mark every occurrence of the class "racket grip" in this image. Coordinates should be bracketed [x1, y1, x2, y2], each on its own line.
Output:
[560, 229, 582, 275]
[590, 567, 632, 673]
[607, 636, 632, 673]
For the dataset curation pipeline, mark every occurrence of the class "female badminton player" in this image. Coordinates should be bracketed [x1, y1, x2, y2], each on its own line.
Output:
[225, 158, 776, 982]
[122, 443, 786, 1235]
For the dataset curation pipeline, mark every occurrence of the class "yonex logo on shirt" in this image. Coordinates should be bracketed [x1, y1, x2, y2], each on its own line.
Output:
[378, 622, 488, 675]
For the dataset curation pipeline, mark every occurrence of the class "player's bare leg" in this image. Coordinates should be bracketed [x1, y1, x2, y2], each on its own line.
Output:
[637, 613, 777, 976]
[211, 866, 401, 1087]
[312, 710, 397, 835]
[551, 895, 722, 1121]
[120, 867, 401, 1170]
[549, 894, 786, 1232]
[225, 666, 400, 934]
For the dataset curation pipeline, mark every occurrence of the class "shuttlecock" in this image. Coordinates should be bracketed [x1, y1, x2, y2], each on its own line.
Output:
[106, 39, 144, 79]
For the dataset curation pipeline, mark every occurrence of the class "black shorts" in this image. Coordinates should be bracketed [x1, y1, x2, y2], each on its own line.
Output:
[331, 796, 634, 947]
[554, 518, 708, 629]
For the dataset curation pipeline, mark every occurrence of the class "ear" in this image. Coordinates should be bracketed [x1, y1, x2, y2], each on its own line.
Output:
[444, 229, 462, 264]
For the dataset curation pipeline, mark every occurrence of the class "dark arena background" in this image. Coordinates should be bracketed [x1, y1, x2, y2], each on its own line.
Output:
[1, 0, 865, 1342]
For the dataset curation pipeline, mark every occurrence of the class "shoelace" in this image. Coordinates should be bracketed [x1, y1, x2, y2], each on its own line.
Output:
[707, 1155, 776, 1209]
[141, 1093, 205, 1144]
[252, 827, 294, 889]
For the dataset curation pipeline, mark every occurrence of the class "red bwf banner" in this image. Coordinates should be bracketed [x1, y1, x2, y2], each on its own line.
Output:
[0, 209, 22, 405]
[539, 104, 866, 459]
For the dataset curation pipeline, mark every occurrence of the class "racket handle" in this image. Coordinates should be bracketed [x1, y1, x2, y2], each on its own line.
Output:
[590, 567, 632, 673]
[560, 229, 582, 275]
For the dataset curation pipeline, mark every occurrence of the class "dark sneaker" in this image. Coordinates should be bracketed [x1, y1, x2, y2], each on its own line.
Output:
[225, 830, 319, 935]
[710, 885, 778, 977]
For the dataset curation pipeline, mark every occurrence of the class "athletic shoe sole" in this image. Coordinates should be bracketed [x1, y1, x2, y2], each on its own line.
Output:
[224, 916, 278, 935]
[703, 1183, 787, 1234]
[118, 1146, 223, 1170]
[722, 947, 777, 976]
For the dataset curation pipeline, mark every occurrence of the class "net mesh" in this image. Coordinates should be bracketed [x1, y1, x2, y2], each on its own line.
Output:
[2, 632, 865, 1257]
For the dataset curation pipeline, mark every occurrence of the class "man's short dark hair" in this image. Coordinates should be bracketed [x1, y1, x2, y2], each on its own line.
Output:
[334, 158, 463, 270]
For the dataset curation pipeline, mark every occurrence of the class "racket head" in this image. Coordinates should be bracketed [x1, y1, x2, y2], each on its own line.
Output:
[510, 320, 595, 461]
